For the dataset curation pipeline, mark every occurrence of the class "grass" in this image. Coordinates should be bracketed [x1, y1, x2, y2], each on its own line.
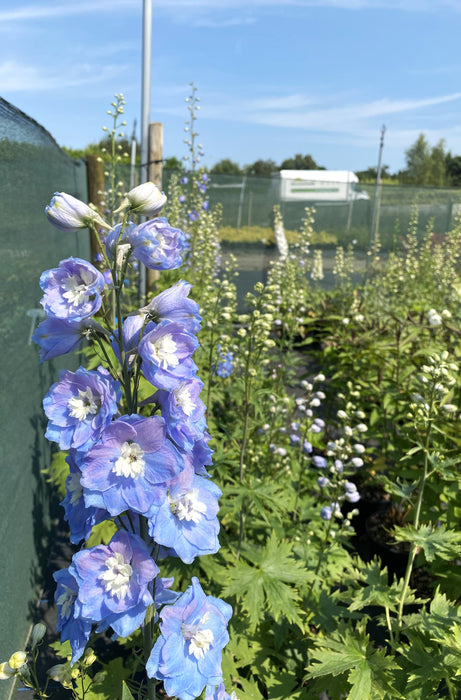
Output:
[218, 225, 338, 246]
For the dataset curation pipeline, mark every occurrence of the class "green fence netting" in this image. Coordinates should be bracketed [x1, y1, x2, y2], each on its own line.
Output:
[0, 97, 89, 696]
[157, 169, 461, 251]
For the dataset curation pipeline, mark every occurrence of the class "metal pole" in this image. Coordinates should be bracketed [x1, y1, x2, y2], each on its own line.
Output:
[369, 124, 386, 248]
[139, 0, 152, 302]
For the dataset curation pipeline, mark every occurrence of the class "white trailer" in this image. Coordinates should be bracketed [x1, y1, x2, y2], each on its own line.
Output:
[272, 170, 369, 202]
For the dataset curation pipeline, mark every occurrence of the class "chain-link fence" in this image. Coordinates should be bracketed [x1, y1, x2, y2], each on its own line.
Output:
[0, 98, 89, 688]
[158, 170, 461, 251]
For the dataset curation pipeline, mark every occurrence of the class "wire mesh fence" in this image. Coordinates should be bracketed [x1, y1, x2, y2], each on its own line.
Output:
[158, 169, 461, 251]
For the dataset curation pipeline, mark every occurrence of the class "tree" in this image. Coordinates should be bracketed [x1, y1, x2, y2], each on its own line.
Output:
[446, 154, 461, 187]
[245, 159, 278, 177]
[402, 133, 448, 186]
[164, 156, 182, 171]
[279, 153, 323, 170]
[210, 158, 242, 175]
[356, 165, 391, 182]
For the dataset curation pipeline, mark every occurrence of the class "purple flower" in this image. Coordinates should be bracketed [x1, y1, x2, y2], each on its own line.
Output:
[128, 217, 186, 270]
[320, 506, 332, 520]
[40, 257, 105, 321]
[138, 320, 199, 390]
[205, 683, 236, 700]
[43, 366, 121, 451]
[202, 174, 209, 184]
[202, 201, 209, 212]
[54, 568, 92, 664]
[81, 414, 184, 517]
[313, 455, 327, 469]
[302, 440, 313, 455]
[46, 192, 108, 233]
[146, 577, 232, 700]
[215, 349, 233, 378]
[69, 530, 158, 640]
[155, 377, 206, 451]
[181, 177, 188, 185]
[139, 280, 202, 334]
[105, 222, 133, 262]
[190, 432, 214, 477]
[179, 195, 186, 203]
[32, 317, 99, 362]
[188, 209, 199, 222]
[147, 463, 221, 564]
[60, 451, 108, 544]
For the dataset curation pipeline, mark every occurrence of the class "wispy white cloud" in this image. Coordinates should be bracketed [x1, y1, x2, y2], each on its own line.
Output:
[0, 60, 127, 91]
[0, 0, 138, 22]
[0, 0, 452, 23]
[196, 91, 461, 132]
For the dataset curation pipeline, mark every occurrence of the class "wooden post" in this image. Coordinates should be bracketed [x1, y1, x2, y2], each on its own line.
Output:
[149, 122, 163, 188]
[86, 154, 105, 263]
[146, 122, 163, 294]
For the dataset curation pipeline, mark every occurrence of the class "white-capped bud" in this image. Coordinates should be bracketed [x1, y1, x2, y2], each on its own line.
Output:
[119, 182, 167, 217]
[30, 623, 46, 649]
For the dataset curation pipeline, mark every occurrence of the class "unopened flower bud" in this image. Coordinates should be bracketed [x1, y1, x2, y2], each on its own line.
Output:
[8, 652, 27, 670]
[46, 193, 110, 233]
[119, 182, 167, 217]
[30, 623, 46, 649]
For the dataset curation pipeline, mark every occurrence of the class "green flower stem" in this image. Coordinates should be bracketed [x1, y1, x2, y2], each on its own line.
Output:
[396, 395, 434, 638]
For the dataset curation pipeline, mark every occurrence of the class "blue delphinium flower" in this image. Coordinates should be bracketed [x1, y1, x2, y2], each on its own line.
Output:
[140, 280, 202, 334]
[146, 576, 232, 700]
[32, 317, 100, 362]
[81, 414, 184, 517]
[215, 345, 234, 379]
[128, 218, 186, 270]
[43, 366, 121, 451]
[155, 376, 206, 451]
[205, 682, 238, 700]
[40, 257, 105, 321]
[148, 461, 221, 564]
[138, 320, 199, 390]
[69, 530, 159, 640]
[53, 568, 92, 664]
[60, 451, 109, 544]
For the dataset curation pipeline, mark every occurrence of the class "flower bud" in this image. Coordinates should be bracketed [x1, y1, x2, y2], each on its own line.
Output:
[0, 662, 16, 680]
[119, 182, 167, 217]
[8, 652, 27, 670]
[48, 664, 73, 689]
[30, 623, 46, 649]
[46, 193, 109, 233]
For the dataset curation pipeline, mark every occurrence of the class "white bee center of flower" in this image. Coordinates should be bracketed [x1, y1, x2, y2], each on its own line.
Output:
[56, 585, 75, 620]
[169, 488, 206, 523]
[150, 333, 179, 369]
[61, 270, 93, 307]
[67, 386, 99, 421]
[67, 471, 83, 506]
[174, 383, 195, 416]
[99, 552, 133, 600]
[182, 613, 214, 660]
[113, 441, 145, 479]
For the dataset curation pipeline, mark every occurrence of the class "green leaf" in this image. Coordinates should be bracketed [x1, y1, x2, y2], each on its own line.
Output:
[121, 681, 135, 700]
[222, 533, 308, 630]
[392, 524, 461, 562]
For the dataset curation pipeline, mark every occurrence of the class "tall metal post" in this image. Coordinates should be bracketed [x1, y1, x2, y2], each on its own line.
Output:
[139, 0, 152, 301]
[369, 125, 386, 248]
[140, 0, 152, 187]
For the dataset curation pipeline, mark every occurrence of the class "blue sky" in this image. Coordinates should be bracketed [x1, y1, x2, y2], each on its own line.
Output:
[2, 0, 461, 173]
